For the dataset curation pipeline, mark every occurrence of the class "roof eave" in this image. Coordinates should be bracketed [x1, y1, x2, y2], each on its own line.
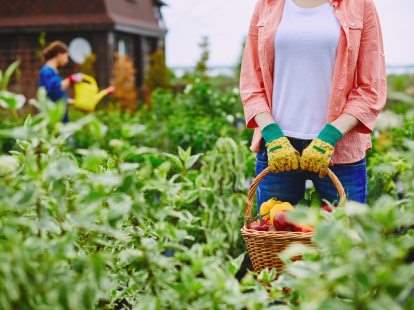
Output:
[0, 24, 114, 34]
[113, 23, 166, 37]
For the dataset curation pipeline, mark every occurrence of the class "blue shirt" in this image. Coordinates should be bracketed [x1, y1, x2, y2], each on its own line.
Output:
[38, 64, 69, 122]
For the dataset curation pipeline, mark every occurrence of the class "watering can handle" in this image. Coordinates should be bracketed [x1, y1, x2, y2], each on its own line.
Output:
[80, 74, 96, 85]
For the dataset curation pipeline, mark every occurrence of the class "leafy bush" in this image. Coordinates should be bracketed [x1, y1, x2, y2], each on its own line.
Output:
[266, 197, 414, 309]
[142, 48, 172, 108]
[0, 70, 414, 309]
[0, 90, 270, 308]
[388, 74, 413, 93]
[138, 78, 249, 153]
[112, 54, 137, 112]
[69, 77, 249, 155]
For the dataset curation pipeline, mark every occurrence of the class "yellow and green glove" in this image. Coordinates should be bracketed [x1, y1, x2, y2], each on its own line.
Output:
[300, 124, 343, 177]
[262, 123, 300, 172]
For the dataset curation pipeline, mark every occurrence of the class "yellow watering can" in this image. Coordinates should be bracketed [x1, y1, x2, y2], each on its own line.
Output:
[73, 74, 114, 112]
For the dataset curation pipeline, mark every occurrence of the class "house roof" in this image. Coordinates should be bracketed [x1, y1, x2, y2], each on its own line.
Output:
[105, 0, 167, 36]
[0, 0, 166, 37]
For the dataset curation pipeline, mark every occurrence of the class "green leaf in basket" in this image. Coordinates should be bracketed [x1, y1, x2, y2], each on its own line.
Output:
[310, 189, 322, 209]
[296, 198, 308, 208]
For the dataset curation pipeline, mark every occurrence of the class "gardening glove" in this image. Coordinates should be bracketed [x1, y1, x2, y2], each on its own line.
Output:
[300, 124, 343, 177]
[68, 73, 83, 85]
[262, 123, 300, 173]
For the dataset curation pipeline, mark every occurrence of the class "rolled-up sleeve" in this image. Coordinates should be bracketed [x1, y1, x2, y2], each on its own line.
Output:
[239, 0, 270, 129]
[343, 0, 387, 134]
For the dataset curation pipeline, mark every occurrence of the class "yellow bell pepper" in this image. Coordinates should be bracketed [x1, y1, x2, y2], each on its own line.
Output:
[269, 202, 294, 223]
[259, 198, 279, 219]
[260, 199, 294, 220]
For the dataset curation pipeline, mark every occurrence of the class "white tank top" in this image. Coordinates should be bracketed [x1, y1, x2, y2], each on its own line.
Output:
[272, 0, 340, 139]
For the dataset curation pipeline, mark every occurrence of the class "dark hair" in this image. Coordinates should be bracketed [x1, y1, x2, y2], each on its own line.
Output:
[42, 41, 68, 62]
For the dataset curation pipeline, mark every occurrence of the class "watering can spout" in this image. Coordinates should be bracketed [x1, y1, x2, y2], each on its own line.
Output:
[94, 86, 115, 105]
[95, 88, 112, 105]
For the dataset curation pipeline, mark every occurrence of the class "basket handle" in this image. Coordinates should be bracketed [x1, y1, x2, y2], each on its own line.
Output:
[244, 167, 347, 223]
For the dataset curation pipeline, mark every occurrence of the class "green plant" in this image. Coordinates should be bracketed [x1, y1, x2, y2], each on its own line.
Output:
[112, 54, 137, 112]
[143, 48, 171, 108]
[195, 36, 210, 77]
[388, 74, 413, 93]
[0, 60, 20, 91]
[367, 151, 411, 202]
[0, 64, 414, 309]
[271, 197, 414, 309]
[0, 86, 271, 308]
[0, 61, 25, 120]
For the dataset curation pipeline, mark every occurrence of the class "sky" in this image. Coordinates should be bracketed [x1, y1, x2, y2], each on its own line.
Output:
[162, 0, 414, 68]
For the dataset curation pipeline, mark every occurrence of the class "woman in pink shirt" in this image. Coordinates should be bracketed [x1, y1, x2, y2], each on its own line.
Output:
[239, 0, 387, 206]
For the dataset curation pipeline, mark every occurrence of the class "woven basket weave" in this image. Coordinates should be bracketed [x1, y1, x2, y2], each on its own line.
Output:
[241, 167, 346, 273]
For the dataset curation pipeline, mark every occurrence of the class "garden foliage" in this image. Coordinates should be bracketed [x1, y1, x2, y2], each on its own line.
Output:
[0, 64, 413, 308]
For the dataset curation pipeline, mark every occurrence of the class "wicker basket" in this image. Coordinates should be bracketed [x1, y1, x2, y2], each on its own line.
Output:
[241, 167, 346, 273]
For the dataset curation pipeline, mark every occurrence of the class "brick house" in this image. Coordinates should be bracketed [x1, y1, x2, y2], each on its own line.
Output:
[0, 0, 167, 98]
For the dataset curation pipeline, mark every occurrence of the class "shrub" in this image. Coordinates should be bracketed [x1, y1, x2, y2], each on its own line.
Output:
[112, 54, 137, 112]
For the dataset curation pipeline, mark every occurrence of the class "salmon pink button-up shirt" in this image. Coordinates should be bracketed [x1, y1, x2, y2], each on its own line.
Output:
[239, 0, 387, 164]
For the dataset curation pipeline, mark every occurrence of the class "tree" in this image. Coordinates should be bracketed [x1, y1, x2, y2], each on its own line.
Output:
[234, 36, 246, 81]
[195, 36, 210, 77]
[143, 48, 171, 109]
[112, 54, 137, 112]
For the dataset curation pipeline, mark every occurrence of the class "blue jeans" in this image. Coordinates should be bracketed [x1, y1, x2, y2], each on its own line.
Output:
[256, 138, 368, 208]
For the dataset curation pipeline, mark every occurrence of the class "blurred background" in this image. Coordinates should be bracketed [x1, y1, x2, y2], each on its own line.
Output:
[164, 0, 414, 74]
[1, 0, 413, 160]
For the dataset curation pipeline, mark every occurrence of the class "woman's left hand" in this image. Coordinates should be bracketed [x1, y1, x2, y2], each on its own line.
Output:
[300, 139, 334, 177]
[300, 124, 343, 177]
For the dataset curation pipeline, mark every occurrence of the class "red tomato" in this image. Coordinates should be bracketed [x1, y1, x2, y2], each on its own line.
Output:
[248, 220, 270, 231]
[273, 211, 314, 232]
[273, 212, 293, 231]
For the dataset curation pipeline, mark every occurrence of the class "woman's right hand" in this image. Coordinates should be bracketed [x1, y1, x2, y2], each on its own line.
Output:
[68, 73, 83, 85]
[257, 117, 300, 173]
[266, 137, 300, 172]
[62, 73, 84, 90]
